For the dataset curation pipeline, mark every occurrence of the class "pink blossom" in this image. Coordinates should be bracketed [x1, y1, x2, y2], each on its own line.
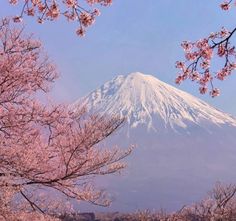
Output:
[200, 60, 210, 69]
[217, 44, 226, 57]
[185, 52, 197, 61]
[220, 2, 231, 10]
[190, 71, 200, 81]
[9, 0, 18, 5]
[181, 41, 193, 51]
[37, 18, 44, 24]
[196, 38, 208, 49]
[210, 88, 220, 97]
[175, 61, 185, 69]
[219, 27, 229, 38]
[13, 16, 22, 23]
[199, 86, 208, 94]
[27, 8, 35, 16]
[175, 75, 183, 84]
[64, 0, 76, 7]
[46, 3, 60, 19]
[201, 47, 213, 60]
[79, 12, 95, 27]
[93, 8, 101, 16]
[76, 27, 85, 37]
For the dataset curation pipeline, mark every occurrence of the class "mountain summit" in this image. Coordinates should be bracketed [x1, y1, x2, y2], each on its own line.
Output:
[73, 72, 236, 132]
[72, 72, 236, 211]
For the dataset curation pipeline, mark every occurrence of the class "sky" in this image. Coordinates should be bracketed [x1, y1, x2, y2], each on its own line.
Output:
[1, 0, 236, 115]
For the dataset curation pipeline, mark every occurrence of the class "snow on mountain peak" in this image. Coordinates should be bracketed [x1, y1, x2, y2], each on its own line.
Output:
[72, 72, 236, 131]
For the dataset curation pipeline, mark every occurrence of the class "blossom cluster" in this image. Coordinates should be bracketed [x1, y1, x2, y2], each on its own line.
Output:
[220, 0, 235, 10]
[176, 27, 236, 97]
[8, 0, 113, 36]
[0, 19, 131, 220]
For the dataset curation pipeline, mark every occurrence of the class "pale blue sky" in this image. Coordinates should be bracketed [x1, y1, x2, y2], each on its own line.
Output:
[2, 0, 236, 115]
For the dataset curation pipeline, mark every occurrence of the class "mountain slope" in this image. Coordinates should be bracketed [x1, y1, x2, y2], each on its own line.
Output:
[72, 72, 236, 132]
[71, 72, 236, 212]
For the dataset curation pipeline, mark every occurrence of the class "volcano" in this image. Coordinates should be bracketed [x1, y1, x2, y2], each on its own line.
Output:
[72, 72, 236, 211]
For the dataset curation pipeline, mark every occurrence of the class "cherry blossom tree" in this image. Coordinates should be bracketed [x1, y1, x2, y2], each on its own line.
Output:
[0, 18, 131, 220]
[176, 1, 236, 97]
[8, 0, 112, 36]
[111, 183, 236, 221]
[178, 183, 236, 221]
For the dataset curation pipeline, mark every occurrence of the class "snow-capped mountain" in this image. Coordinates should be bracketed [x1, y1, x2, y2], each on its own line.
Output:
[72, 72, 236, 132]
[72, 72, 236, 212]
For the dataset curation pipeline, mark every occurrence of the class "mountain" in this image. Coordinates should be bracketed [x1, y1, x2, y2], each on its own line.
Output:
[72, 72, 236, 212]
[72, 72, 236, 133]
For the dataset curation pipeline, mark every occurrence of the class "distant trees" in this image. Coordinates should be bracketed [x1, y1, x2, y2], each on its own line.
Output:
[176, 1, 236, 97]
[111, 183, 236, 221]
[180, 182, 236, 220]
[0, 19, 131, 220]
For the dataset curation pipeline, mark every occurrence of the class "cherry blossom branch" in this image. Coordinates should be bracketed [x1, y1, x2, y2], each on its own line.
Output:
[9, 0, 112, 36]
[175, 1, 236, 97]
[20, 190, 45, 214]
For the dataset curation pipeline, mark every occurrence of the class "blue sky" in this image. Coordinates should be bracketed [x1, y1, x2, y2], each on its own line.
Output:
[2, 0, 236, 115]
